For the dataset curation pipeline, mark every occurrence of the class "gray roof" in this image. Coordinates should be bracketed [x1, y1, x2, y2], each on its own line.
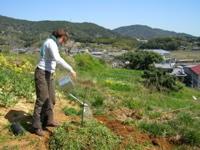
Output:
[144, 49, 170, 56]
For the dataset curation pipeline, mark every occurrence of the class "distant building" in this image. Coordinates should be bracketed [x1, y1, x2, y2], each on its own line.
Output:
[184, 64, 200, 88]
[13, 48, 27, 53]
[136, 38, 148, 43]
[143, 49, 170, 59]
[170, 66, 187, 82]
[154, 61, 175, 72]
[179, 45, 187, 50]
[69, 48, 89, 55]
[192, 46, 200, 51]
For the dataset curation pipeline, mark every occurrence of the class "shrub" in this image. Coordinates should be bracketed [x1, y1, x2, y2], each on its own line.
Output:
[123, 99, 142, 110]
[91, 95, 104, 107]
[142, 67, 182, 92]
[0, 67, 34, 107]
[118, 51, 163, 70]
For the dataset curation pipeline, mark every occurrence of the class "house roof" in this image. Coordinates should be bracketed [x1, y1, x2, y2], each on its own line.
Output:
[190, 64, 200, 75]
[144, 49, 170, 56]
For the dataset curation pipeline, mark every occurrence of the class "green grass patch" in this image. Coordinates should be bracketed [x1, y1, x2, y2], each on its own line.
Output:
[104, 79, 131, 91]
[63, 107, 80, 116]
[74, 54, 105, 73]
[49, 121, 120, 150]
[139, 111, 200, 146]
[139, 121, 174, 136]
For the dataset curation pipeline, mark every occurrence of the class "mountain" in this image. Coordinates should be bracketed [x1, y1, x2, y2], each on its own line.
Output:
[0, 15, 195, 49]
[113, 25, 193, 40]
[0, 15, 118, 47]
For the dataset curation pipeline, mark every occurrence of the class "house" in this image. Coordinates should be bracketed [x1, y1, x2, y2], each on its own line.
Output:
[192, 46, 200, 51]
[184, 64, 200, 88]
[13, 48, 27, 53]
[69, 48, 90, 55]
[170, 66, 187, 82]
[170, 66, 186, 76]
[154, 61, 175, 72]
[136, 38, 148, 43]
[91, 51, 104, 58]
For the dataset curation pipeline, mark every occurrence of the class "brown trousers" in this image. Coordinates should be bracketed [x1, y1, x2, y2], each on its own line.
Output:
[32, 67, 55, 129]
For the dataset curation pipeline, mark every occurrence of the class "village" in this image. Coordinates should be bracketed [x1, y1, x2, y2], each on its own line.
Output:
[11, 43, 200, 90]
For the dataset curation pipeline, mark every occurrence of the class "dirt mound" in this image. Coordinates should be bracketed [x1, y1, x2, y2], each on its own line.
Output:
[109, 107, 142, 121]
[96, 115, 173, 150]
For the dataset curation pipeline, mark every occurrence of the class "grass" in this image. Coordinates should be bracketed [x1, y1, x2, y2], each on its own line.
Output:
[72, 54, 200, 147]
[49, 121, 120, 150]
[63, 107, 80, 116]
[1, 53, 200, 148]
[171, 50, 200, 60]
[139, 121, 174, 137]
[138, 111, 200, 145]
[124, 138, 153, 150]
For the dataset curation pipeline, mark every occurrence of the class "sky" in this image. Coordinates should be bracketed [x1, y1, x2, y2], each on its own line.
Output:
[0, 0, 200, 36]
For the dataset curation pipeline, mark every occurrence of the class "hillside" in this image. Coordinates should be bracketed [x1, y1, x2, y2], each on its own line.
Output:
[0, 15, 118, 47]
[113, 25, 193, 40]
[0, 53, 200, 149]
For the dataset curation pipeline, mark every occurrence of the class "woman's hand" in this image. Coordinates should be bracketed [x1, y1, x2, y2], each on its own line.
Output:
[70, 70, 77, 79]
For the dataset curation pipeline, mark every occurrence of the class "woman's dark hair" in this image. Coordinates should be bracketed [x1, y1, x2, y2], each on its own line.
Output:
[52, 29, 69, 43]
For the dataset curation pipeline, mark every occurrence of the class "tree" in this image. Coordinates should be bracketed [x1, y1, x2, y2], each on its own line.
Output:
[142, 67, 182, 92]
[118, 51, 163, 70]
[140, 37, 181, 50]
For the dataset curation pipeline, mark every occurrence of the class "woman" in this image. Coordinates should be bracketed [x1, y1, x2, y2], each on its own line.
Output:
[32, 29, 76, 136]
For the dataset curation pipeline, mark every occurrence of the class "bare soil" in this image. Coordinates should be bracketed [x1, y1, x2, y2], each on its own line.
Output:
[96, 115, 173, 150]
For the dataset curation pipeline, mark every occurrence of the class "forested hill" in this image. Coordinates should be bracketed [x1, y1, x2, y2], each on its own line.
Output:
[113, 25, 193, 40]
[0, 15, 118, 47]
[0, 15, 196, 49]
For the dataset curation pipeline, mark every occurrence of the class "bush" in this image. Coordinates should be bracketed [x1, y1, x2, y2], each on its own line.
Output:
[0, 67, 34, 107]
[118, 51, 163, 70]
[142, 67, 182, 92]
[91, 95, 104, 107]
[49, 121, 120, 150]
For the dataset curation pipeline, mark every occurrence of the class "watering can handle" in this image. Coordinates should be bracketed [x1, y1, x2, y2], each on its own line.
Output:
[69, 93, 84, 105]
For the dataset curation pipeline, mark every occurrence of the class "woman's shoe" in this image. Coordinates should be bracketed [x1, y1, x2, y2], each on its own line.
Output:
[35, 128, 44, 136]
